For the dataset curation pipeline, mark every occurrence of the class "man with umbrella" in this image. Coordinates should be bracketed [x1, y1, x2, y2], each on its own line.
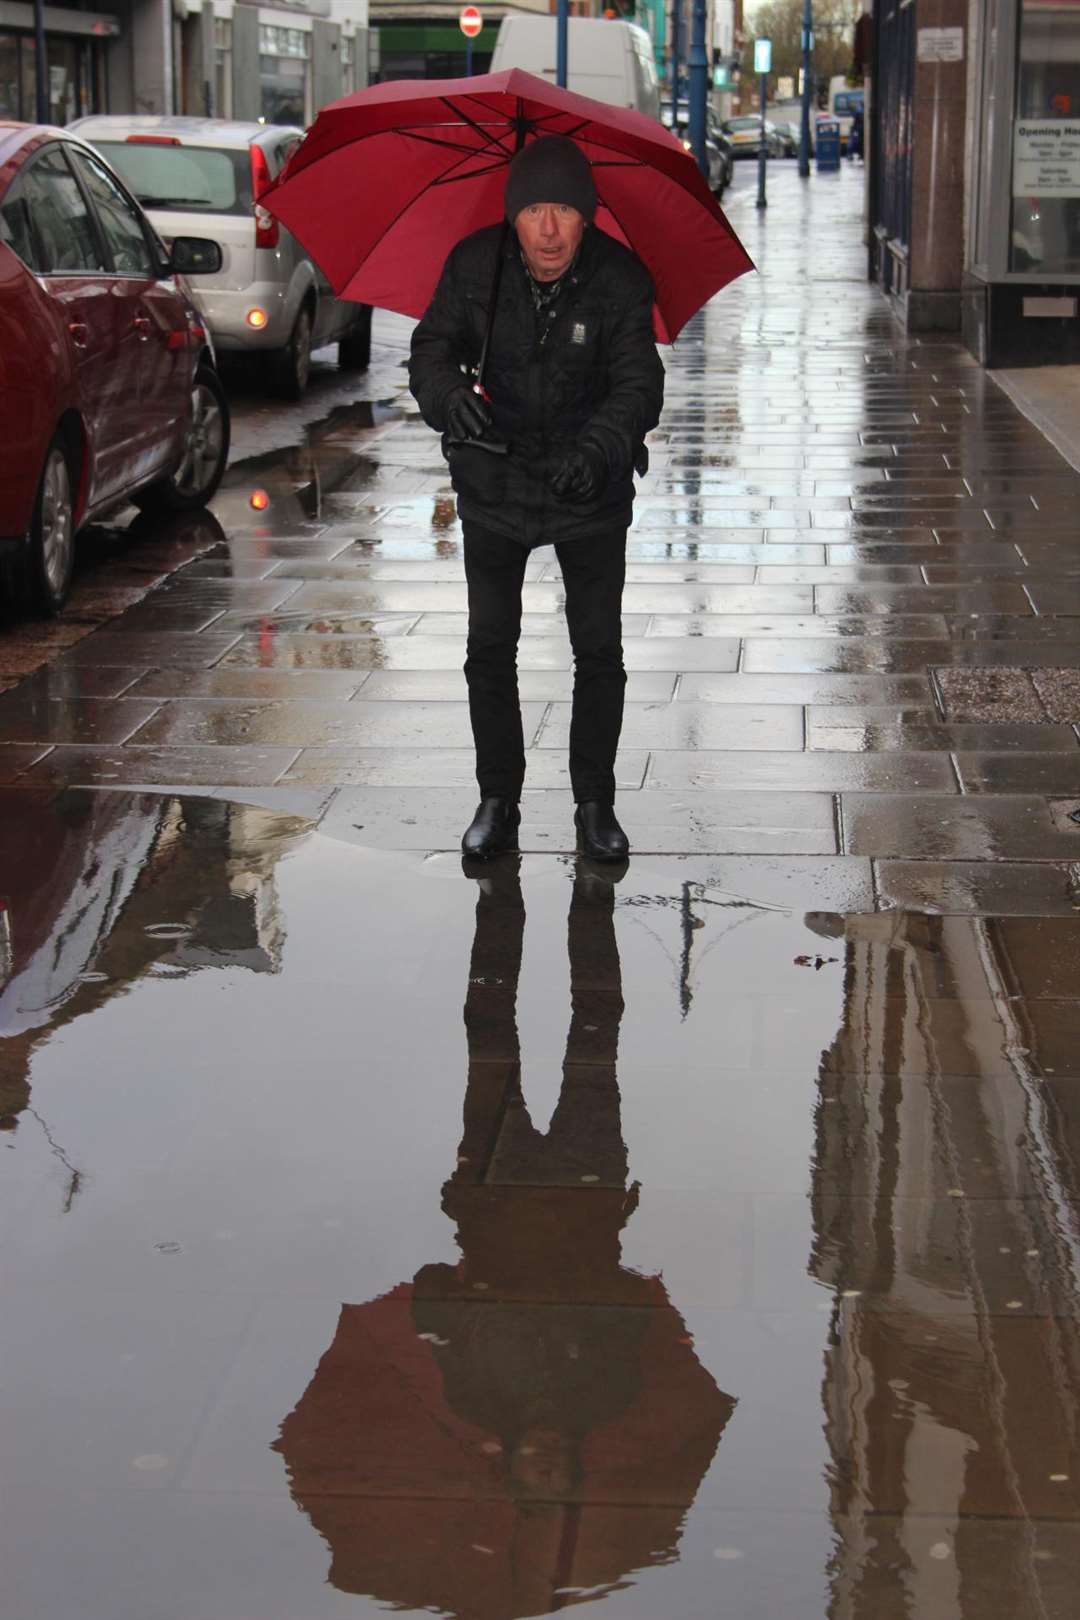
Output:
[409, 136, 665, 862]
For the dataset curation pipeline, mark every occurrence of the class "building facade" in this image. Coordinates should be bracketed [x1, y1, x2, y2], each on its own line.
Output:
[0, 0, 372, 125]
[869, 0, 1080, 366]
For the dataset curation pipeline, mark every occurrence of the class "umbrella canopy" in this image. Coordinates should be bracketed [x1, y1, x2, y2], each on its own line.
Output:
[263, 68, 754, 343]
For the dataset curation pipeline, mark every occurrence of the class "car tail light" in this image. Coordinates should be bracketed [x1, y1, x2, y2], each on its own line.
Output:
[250, 145, 279, 250]
[246, 307, 268, 329]
[250, 490, 270, 511]
[127, 135, 181, 145]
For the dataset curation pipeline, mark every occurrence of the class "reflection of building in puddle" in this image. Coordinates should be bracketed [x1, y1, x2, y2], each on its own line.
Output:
[275, 860, 736, 1619]
[0, 791, 310, 1168]
[808, 911, 1080, 1614]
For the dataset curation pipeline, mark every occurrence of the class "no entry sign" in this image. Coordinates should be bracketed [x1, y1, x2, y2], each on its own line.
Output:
[459, 6, 482, 37]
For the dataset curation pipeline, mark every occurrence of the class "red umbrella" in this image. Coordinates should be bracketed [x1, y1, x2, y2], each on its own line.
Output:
[263, 68, 754, 344]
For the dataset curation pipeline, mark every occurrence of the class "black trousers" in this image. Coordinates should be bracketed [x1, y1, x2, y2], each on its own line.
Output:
[463, 521, 627, 804]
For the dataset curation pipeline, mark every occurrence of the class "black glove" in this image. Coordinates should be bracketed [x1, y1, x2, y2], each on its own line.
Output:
[549, 443, 607, 504]
[446, 386, 492, 442]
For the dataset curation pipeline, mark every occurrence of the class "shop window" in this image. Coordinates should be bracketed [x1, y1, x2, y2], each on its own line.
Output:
[259, 24, 311, 126]
[0, 31, 98, 123]
[1010, 0, 1080, 274]
[0, 35, 17, 119]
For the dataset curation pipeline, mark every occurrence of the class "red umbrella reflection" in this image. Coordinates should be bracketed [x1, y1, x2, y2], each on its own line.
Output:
[275, 863, 734, 1616]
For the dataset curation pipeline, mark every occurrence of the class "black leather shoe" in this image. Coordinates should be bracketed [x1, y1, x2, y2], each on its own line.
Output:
[575, 801, 629, 862]
[461, 797, 520, 860]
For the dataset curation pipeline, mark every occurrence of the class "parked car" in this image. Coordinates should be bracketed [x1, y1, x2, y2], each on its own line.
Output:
[0, 122, 229, 613]
[69, 116, 373, 399]
[766, 120, 799, 158]
[660, 100, 734, 196]
[720, 115, 768, 159]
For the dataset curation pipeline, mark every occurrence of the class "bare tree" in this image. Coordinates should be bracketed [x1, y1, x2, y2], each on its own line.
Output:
[740, 0, 860, 100]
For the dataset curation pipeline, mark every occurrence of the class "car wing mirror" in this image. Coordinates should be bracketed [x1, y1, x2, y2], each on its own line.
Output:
[168, 236, 223, 276]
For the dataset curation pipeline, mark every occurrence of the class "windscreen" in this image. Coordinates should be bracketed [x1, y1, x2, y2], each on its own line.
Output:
[93, 142, 253, 216]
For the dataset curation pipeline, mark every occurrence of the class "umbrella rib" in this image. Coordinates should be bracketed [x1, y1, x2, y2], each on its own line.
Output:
[398, 128, 500, 157]
[431, 160, 512, 186]
[440, 96, 519, 159]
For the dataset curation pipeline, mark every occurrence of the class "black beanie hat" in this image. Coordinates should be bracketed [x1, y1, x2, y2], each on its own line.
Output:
[504, 136, 597, 224]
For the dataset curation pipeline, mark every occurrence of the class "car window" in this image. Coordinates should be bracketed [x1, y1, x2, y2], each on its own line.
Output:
[68, 147, 156, 276]
[0, 177, 41, 270]
[19, 146, 107, 274]
[271, 136, 302, 178]
[92, 141, 252, 216]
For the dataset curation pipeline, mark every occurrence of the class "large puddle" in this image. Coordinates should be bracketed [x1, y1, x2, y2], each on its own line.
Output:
[2, 789, 1078, 1617]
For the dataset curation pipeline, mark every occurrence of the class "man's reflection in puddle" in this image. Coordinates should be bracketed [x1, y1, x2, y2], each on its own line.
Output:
[275, 859, 735, 1618]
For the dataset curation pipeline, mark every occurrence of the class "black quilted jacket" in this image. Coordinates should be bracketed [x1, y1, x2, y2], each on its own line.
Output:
[409, 222, 665, 547]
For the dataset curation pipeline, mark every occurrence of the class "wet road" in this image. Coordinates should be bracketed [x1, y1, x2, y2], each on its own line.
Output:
[3, 162, 1080, 1619]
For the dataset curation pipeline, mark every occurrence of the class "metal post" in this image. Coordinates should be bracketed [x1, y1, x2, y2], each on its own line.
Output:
[688, 0, 707, 175]
[798, 0, 813, 178]
[670, 0, 682, 107]
[556, 0, 568, 89]
[466, 36, 473, 76]
[756, 68, 767, 209]
[33, 0, 49, 123]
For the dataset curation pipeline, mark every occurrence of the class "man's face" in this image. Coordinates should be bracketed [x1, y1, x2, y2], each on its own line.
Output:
[515, 202, 585, 282]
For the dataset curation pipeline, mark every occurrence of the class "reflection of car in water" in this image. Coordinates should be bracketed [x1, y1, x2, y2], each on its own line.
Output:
[0, 789, 310, 1145]
[213, 396, 401, 536]
[275, 860, 735, 1616]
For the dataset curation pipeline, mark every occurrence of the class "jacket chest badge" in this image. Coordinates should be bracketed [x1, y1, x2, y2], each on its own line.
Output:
[570, 321, 587, 346]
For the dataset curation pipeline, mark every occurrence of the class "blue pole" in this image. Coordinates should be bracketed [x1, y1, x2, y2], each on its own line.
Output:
[670, 0, 682, 106]
[798, 0, 813, 177]
[466, 35, 473, 76]
[688, 0, 707, 176]
[556, 0, 568, 88]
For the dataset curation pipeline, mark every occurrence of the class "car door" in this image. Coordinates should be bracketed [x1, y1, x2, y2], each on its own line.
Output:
[67, 145, 189, 485]
[18, 143, 139, 506]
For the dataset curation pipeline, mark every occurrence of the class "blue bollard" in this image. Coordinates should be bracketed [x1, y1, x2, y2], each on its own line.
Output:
[815, 117, 841, 173]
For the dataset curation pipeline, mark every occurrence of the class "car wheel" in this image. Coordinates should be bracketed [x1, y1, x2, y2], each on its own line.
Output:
[28, 434, 76, 615]
[338, 307, 372, 371]
[271, 305, 313, 400]
[132, 365, 230, 515]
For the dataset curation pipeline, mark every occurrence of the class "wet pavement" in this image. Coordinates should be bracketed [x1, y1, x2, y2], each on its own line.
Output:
[3, 163, 1080, 1619]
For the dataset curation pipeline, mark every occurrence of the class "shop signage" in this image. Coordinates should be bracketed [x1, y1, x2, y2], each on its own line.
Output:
[916, 27, 964, 62]
[1013, 121, 1080, 199]
[459, 6, 482, 39]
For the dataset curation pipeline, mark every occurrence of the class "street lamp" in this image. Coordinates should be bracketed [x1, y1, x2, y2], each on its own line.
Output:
[754, 37, 770, 211]
[798, 0, 813, 177]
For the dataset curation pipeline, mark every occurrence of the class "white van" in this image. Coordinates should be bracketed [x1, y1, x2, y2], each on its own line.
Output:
[491, 16, 661, 120]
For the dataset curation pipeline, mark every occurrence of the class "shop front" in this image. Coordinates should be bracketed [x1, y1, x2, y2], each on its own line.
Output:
[966, 0, 1080, 365]
[0, 2, 117, 122]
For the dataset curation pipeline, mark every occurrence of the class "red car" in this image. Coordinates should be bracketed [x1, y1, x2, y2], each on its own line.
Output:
[0, 123, 231, 613]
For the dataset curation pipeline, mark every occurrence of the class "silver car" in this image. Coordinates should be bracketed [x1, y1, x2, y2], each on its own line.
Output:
[69, 115, 372, 398]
